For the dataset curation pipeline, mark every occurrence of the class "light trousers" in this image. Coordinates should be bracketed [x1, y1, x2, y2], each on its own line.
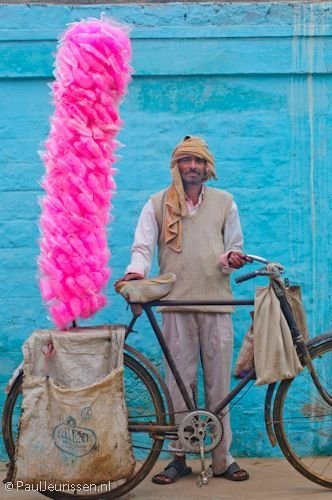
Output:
[162, 312, 235, 474]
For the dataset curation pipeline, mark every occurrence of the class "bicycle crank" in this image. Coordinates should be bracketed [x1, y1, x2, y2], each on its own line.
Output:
[178, 410, 223, 486]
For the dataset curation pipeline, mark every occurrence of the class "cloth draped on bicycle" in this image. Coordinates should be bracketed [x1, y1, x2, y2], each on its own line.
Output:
[235, 284, 308, 380]
[115, 272, 176, 302]
[13, 325, 135, 488]
[253, 272, 304, 385]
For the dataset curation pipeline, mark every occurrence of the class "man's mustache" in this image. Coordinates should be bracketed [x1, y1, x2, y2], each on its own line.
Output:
[184, 168, 201, 174]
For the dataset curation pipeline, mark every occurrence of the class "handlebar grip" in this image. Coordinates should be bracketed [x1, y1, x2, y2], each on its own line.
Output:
[235, 270, 259, 284]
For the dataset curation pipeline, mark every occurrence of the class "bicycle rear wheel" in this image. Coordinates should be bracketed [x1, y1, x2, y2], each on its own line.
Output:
[273, 338, 332, 488]
[2, 352, 166, 499]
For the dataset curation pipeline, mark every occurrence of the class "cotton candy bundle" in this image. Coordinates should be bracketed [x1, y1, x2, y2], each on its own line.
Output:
[38, 17, 132, 329]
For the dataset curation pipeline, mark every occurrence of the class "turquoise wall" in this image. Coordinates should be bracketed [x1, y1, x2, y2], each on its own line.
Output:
[0, 2, 332, 459]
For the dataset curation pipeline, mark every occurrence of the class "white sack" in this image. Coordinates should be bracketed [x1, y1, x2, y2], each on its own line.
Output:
[253, 286, 303, 385]
[13, 325, 135, 487]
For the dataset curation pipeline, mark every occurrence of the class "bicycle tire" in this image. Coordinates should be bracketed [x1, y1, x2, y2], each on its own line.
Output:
[2, 353, 166, 499]
[273, 338, 332, 489]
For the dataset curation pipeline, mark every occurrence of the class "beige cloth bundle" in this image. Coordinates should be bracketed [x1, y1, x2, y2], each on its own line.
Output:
[234, 313, 254, 378]
[234, 280, 309, 385]
[116, 273, 176, 303]
[253, 282, 303, 385]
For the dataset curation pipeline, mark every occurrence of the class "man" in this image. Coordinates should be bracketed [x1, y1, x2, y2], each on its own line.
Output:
[115, 136, 249, 484]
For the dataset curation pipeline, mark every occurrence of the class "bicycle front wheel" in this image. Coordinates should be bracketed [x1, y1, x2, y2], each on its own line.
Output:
[273, 338, 332, 488]
[2, 352, 166, 499]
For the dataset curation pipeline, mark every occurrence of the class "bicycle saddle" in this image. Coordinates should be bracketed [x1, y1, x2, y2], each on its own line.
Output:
[116, 273, 176, 303]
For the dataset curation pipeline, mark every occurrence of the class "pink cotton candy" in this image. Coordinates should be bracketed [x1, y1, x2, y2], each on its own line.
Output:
[80, 296, 92, 318]
[51, 279, 72, 303]
[50, 303, 74, 330]
[69, 297, 82, 317]
[40, 279, 54, 302]
[77, 192, 98, 214]
[38, 16, 132, 329]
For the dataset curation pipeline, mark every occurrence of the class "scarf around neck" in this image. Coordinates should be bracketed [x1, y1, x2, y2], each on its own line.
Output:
[164, 136, 216, 252]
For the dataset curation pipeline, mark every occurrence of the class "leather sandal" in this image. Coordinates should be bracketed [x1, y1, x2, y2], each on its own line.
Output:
[214, 461, 249, 481]
[152, 459, 192, 485]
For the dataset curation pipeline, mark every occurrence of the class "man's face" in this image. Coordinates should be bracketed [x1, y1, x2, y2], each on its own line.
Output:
[178, 155, 207, 186]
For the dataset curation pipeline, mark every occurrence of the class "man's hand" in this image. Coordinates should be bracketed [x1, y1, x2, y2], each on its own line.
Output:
[114, 272, 144, 292]
[114, 273, 144, 316]
[228, 252, 252, 269]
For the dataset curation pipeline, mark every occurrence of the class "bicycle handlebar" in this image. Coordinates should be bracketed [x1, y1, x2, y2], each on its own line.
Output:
[235, 268, 265, 284]
[235, 255, 283, 285]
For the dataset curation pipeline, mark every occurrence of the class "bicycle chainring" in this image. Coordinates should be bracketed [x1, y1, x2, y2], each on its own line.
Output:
[178, 410, 223, 453]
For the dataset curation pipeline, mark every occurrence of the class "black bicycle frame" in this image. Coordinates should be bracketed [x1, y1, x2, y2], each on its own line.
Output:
[127, 291, 332, 416]
[127, 298, 256, 417]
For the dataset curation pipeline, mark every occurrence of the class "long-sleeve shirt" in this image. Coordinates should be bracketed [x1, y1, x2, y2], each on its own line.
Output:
[126, 187, 244, 277]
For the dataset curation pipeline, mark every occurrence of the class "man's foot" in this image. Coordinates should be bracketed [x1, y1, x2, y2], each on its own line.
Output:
[152, 459, 192, 485]
[214, 462, 249, 481]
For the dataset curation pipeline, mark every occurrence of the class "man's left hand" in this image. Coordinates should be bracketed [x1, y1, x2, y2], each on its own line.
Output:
[228, 252, 250, 269]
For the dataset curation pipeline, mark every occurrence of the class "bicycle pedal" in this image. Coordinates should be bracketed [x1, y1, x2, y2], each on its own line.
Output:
[196, 478, 203, 488]
[196, 469, 211, 488]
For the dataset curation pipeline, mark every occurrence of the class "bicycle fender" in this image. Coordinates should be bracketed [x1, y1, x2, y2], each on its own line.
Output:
[306, 331, 332, 349]
[264, 382, 277, 447]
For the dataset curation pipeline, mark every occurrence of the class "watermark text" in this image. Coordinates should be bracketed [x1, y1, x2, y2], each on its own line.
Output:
[5, 480, 113, 493]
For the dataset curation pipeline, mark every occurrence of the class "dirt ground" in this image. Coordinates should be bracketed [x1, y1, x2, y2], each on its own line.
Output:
[1, 458, 330, 500]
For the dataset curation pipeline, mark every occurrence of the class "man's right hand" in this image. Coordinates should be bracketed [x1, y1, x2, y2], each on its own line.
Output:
[114, 272, 144, 292]
[114, 273, 144, 317]
[228, 252, 252, 269]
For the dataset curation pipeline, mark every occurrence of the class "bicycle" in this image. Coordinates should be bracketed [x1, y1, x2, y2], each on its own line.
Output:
[2, 255, 332, 499]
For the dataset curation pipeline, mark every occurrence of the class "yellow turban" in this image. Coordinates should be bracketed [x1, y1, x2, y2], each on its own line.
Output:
[164, 136, 217, 252]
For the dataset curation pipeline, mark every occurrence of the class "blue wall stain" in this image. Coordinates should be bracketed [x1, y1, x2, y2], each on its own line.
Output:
[0, 2, 331, 459]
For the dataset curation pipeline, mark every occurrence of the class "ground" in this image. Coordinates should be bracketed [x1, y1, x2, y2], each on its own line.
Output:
[0, 458, 330, 500]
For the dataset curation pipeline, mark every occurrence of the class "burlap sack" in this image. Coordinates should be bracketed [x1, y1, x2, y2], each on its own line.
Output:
[253, 285, 303, 385]
[234, 313, 254, 378]
[13, 326, 135, 488]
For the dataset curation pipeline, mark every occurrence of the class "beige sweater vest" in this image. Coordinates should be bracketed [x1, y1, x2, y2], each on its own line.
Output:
[151, 187, 234, 313]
